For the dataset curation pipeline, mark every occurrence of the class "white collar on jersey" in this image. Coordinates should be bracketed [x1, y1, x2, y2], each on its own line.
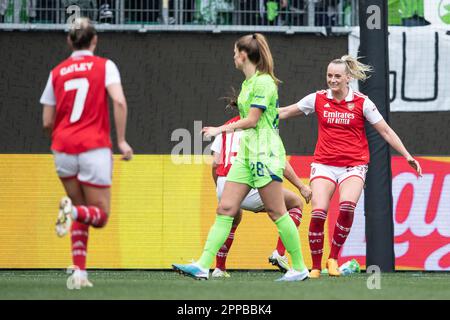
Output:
[71, 50, 94, 57]
[326, 87, 354, 102]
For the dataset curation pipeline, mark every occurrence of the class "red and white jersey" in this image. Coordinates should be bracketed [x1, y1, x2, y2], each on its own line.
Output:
[40, 50, 121, 154]
[297, 88, 383, 167]
[211, 116, 242, 177]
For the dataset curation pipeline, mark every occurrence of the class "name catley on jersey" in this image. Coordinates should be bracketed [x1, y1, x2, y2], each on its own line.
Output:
[40, 50, 121, 154]
[297, 88, 383, 167]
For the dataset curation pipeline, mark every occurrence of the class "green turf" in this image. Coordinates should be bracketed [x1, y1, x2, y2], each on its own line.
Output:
[0, 270, 448, 300]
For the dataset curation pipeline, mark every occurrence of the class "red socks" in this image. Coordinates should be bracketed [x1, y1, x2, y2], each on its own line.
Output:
[70, 206, 108, 272]
[275, 207, 303, 256]
[74, 205, 108, 228]
[71, 221, 89, 271]
[309, 209, 327, 270]
[329, 201, 356, 259]
[215, 225, 238, 271]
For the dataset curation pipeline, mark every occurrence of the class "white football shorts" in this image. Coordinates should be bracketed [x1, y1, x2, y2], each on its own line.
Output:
[53, 147, 113, 188]
[310, 162, 368, 186]
[216, 176, 265, 212]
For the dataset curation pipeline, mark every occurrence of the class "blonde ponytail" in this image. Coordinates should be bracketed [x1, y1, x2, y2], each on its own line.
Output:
[331, 55, 373, 81]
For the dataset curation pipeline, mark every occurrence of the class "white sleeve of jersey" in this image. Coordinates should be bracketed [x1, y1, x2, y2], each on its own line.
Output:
[105, 60, 121, 87]
[363, 98, 384, 124]
[211, 133, 223, 154]
[40, 72, 56, 106]
[297, 93, 316, 115]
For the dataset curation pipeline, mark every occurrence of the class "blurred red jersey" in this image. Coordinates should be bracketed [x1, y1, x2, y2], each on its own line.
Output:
[50, 54, 111, 154]
[211, 116, 242, 177]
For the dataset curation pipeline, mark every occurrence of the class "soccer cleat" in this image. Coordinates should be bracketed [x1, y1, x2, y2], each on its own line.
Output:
[55, 197, 73, 237]
[326, 258, 341, 277]
[309, 269, 321, 278]
[268, 250, 290, 273]
[67, 270, 93, 289]
[275, 268, 309, 282]
[172, 263, 209, 280]
[212, 268, 231, 278]
[81, 277, 93, 288]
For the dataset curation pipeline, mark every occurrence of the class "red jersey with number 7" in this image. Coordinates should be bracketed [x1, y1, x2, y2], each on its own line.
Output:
[211, 116, 242, 177]
[50, 54, 111, 154]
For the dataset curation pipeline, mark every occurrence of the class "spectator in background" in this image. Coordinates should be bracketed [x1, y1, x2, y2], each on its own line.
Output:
[98, 0, 113, 23]
[399, 0, 429, 26]
[314, 0, 338, 27]
[265, 0, 290, 26]
[1, 0, 37, 23]
[194, 0, 234, 25]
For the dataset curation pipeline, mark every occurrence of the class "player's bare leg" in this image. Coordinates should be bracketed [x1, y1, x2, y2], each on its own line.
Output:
[309, 179, 335, 278]
[81, 185, 111, 218]
[326, 177, 364, 276]
[259, 181, 308, 281]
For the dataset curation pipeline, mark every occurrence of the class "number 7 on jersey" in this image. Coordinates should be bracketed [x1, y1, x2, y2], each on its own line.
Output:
[64, 78, 89, 123]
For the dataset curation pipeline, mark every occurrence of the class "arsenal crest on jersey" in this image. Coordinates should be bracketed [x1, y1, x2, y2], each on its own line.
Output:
[347, 103, 355, 111]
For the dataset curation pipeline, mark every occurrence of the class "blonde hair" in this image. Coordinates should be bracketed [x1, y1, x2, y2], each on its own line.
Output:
[235, 33, 281, 85]
[331, 55, 373, 81]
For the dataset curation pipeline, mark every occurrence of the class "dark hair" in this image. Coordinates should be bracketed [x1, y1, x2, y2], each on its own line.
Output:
[220, 87, 239, 114]
[68, 17, 97, 50]
[235, 33, 280, 85]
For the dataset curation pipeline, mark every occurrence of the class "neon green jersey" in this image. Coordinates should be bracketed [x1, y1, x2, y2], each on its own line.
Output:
[238, 71, 280, 131]
[230, 71, 285, 187]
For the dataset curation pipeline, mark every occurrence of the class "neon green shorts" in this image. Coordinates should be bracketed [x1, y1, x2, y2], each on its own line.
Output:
[226, 155, 285, 189]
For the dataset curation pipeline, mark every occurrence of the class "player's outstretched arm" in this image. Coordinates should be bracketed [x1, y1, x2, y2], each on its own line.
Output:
[278, 103, 305, 120]
[372, 119, 422, 177]
[42, 105, 55, 137]
[283, 160, 312, 203]
[107, 83, 133, 161]
[202, 107, 263, 138]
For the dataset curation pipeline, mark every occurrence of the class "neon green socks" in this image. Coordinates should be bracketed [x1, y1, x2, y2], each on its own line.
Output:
[275, 213, 306, 271]
[197, 215, 234, 270]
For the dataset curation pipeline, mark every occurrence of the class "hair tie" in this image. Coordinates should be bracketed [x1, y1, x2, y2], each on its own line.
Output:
[252, 34, 257, 40]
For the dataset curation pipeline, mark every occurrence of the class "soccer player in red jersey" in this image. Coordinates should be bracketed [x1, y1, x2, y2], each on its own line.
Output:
[278, 55, 422, 278]
[210, 114, 312, 277]
[40, 18, 133, 287]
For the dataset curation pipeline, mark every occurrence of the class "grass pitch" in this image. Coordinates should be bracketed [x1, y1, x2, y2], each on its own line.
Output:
[0, 270, 448, 300]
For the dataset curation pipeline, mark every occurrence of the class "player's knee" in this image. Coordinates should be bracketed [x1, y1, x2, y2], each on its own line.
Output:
[290, 196, 303, 210]
[266, 208, 284, 221]
[217, 202, 237, 217]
